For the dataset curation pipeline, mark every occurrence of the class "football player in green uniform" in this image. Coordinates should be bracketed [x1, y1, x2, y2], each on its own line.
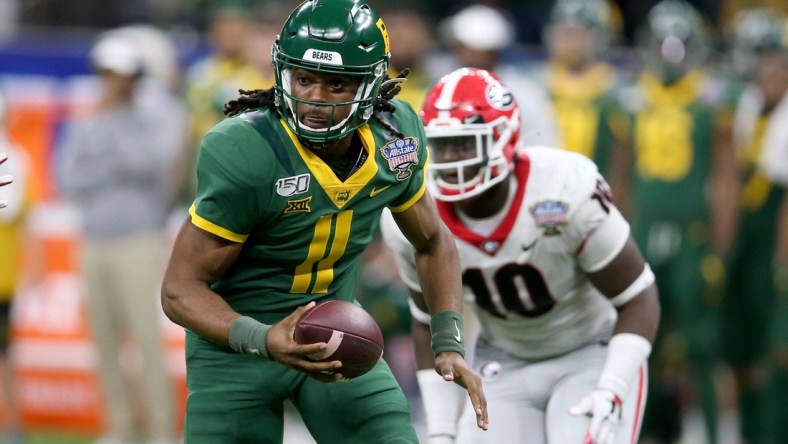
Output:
[615, 1, 739, 442]
[539, 0, 629, 181]
[724, 8, 788, 443]
[160, 1, 487, 442]
[773, 187, 788, 443]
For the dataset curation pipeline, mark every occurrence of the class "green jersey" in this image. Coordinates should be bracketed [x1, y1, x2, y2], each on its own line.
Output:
[545, 62, 626, 177]
[630, 70, 726, 222]
[190, 100, 427, 324]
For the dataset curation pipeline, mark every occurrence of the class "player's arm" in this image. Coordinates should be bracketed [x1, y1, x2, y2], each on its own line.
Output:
[391, 193, 488, 431]
[161, 220, 342, 382]
[777, 193, 788, 270]
[709, 107, 739, 257]
[569, 237, 659, 440]
[566, 168, 660, 442]
[409, 288, 468, 443]
[588, 237, 660, 341]
[569, 236, 660, 443]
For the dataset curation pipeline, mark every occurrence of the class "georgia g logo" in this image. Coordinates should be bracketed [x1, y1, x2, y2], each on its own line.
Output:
[486, 82, 514, 110]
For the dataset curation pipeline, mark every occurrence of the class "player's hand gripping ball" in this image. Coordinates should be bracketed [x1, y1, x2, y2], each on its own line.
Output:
[294, 300, 384, 379]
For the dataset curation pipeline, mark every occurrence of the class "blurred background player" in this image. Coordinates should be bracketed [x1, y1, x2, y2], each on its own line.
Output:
[536, 0, 630, 184]
[381, 68, 660, 444]
[378, 5, 436, 112]
[722, 7, 788, 443]
[615, 1, 739, 442]
[770, 164, 788, 443]
[438, 3, 559, 148]
[176, 0, 273, 205]
[0, 92, 31, 444]
[57, 30, 184, 443]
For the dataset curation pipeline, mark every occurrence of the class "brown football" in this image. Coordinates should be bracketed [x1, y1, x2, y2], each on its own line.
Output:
[294, 300, 384, 379]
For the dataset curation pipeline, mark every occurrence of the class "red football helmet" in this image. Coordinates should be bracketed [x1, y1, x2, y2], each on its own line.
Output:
[421, 68, 520, 202]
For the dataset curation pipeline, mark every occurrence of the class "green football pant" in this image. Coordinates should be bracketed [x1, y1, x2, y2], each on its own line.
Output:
[635, 219, 721, 443]
[184, 332, 419, 444]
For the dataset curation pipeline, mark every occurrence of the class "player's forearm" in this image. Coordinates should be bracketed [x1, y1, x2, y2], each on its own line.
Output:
[412, 314, 437, 370]
[776, 193, 788, 265]
[413, 225, 463, 314]
[710, 127, 739, 255]
[161, 275, 240, 346]
[613, 284, 660, 343]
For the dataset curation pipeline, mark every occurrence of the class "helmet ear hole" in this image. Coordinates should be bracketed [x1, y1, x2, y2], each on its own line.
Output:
[421, 68, 521, 202]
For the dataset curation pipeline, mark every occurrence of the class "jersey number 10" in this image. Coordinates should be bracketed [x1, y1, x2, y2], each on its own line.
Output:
[463, 264, 556, 319]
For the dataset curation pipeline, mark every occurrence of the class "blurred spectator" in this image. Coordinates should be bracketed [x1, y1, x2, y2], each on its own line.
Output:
[176, 0, 272, 204]
[719, 0, 788, 32]
[536, 0, 630, 182]
[108, 24, 191, 210]
[0, 0, 19, 40]
[722, 8, 788, 443]
[57, 30, 184, 444]
[242, 4, 287, 83]
[0, 92, 31, 444]
[380, 6, 438, 112]
[615, 1, 739, 442]
[110, 25, 182, 93]
[438, 3, 559, 147]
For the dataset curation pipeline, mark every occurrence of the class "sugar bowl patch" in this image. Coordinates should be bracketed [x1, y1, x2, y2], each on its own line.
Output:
[531, 200, 569, 235]
[381, 137, 419, 181]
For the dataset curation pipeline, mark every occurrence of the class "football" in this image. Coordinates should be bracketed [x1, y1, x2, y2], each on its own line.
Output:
[294, 300, 384, 379]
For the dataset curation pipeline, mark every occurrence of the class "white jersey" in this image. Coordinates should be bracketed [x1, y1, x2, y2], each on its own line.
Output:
[380, 147, 630, 359]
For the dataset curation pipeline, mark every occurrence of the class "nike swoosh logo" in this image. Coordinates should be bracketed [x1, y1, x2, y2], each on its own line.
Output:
[522, 238, 538, 252]
[370, 185, 392, 197]
[453, 320, 462, 342]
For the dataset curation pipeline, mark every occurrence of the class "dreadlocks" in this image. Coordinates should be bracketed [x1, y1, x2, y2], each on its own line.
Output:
[223, 68, 411, 139]
[371, 68, 409, 138]
[224, 88, 277, 117]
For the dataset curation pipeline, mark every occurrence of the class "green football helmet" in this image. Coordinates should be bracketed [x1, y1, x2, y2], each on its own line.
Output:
[272, 0, 391, 145]
[549, 0, 613, 39]
[636, 0, 710, 83]
[544, 0, 617, 66]
[728, 8, 787, 79]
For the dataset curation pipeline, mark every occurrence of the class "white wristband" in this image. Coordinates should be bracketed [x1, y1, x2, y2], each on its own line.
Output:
[597, 333, 652, 398]
[416, 368, 465, 439]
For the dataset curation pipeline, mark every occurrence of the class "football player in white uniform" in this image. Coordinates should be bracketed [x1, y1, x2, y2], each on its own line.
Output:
[380, 68, 660, 444]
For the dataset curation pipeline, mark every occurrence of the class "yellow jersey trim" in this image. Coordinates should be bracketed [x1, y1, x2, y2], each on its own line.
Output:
[547, 62, 613, 101]
[389, 178, 426, 213]
[640, 70, 704, 107]
[189, 204, 248, 243]
[279, 120, 379, 209]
